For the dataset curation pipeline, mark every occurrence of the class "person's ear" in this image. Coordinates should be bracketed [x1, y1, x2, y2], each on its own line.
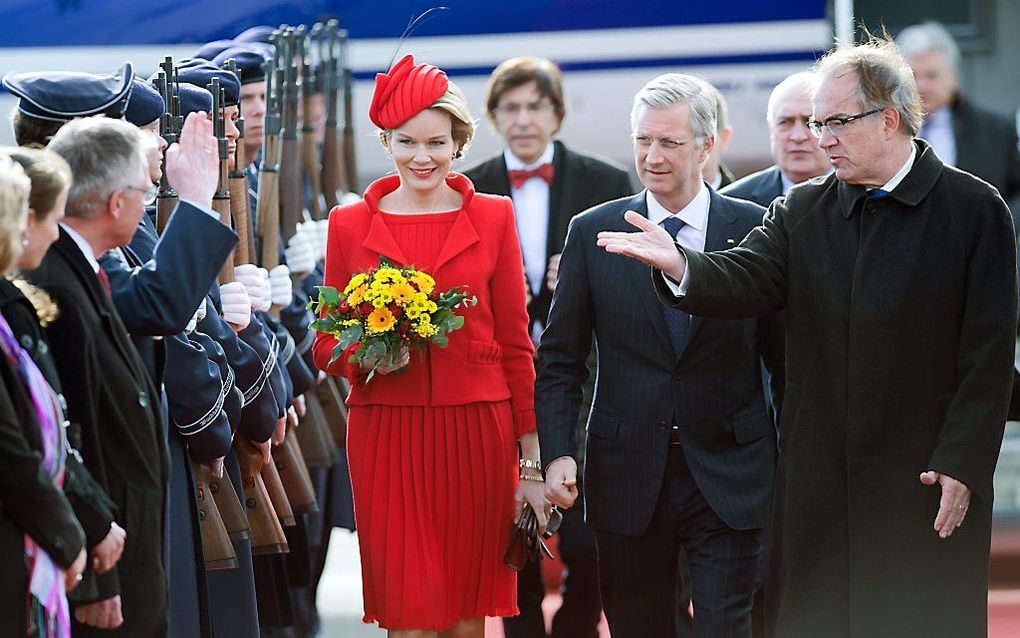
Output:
[883, 108, 901, 140]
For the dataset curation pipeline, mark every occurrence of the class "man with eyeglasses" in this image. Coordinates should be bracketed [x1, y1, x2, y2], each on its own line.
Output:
[599, 35, 1015, 637]
[536, 71, 785, 638]
[464, 57, 632, 638]
[722, 71, 831, 207]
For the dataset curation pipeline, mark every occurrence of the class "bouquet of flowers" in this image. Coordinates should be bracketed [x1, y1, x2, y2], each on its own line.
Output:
[309, 258, 477, 383]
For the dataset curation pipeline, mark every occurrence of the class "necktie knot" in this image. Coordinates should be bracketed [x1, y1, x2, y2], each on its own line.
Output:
[868, 188, 890, 199]
[508, 163, 554, 189]
[662, 215, 685, 240]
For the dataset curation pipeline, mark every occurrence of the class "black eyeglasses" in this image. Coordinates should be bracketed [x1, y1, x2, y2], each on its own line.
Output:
[807, 109, 883, 138]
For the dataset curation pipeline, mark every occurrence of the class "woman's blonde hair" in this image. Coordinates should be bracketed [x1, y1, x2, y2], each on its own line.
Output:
[0, 146, 72, 220]
[10, 278, 59, 326]
[0, 154, 31, 275]
[378, 82, 477, 159]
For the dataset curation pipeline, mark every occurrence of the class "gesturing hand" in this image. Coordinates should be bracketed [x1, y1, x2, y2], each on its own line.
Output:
[596, 211, 688, 281]
[920, 470, 971, 538]
[91, 521, 126, 574]
[165, 112, 219, 207]
[74, 595, 123, 629]
[544, 457, 579, 509]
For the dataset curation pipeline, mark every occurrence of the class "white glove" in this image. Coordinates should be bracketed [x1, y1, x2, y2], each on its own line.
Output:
[316, 219, 329, 260]
[269, 265, 293, 307]
[219, 282, 251, 330]
[185, 298, 207, 333]
[257, 267, 272, 313]
[233, 263, 267, 311]
[284, 233, 316, 276]
[297, 220, 321, 262]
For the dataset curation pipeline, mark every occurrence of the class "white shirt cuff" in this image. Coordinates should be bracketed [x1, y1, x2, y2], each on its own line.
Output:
[661, 265, 690, 297]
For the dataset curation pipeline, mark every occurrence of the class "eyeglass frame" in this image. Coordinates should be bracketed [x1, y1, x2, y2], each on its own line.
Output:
[123, 184, 158, 206]
[806, 108, 884, 139]
[631, 134, 701, 151]
[491, 101, 558, 117]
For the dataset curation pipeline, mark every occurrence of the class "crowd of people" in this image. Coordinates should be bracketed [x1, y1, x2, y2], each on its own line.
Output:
[0, 16, 1016, 638]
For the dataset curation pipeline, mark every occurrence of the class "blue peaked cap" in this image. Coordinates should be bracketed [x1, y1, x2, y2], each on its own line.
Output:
[124, 78, 165, 126]
[176, 59, 241, 106]
[2, 62, 134, 123]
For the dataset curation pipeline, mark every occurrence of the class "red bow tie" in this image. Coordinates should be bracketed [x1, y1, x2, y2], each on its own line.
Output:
[508, 163, 554, 189]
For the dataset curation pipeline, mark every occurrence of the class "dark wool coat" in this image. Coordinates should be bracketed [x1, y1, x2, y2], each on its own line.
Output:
[657, 140, 1016, 637]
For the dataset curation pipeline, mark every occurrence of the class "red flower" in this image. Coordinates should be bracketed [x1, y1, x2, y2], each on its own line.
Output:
[339, 301, 351, 314]
[398, 322, 411, 335]
[359, 302, 373, 316]
[390, 305, 403, 318]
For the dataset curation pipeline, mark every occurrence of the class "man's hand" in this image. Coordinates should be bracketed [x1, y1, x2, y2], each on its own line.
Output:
[65, 548, 87, 592]
[544, 457, 579, 509]
[545, 253, 561, 293]
[91, 521, 126, 574]
[234, 264, 268, 312]
[165, 112, 218, 207]
[596, 211, 687, 281]
[74, 595, 124, 629]
[219, 282, 252, 331]
[920, 470, 971, 539]
[272, 416, 287, 446]
[205, 456, 225, 479]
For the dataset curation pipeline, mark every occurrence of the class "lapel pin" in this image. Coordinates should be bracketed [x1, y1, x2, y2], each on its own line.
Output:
[726, 238, 736, 245]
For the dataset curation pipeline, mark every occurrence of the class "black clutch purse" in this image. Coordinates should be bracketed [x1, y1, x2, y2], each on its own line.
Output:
[503, 504, 562, 571]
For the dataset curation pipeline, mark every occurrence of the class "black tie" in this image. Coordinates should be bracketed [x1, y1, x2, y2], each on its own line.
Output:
[660, 216, 691, 356]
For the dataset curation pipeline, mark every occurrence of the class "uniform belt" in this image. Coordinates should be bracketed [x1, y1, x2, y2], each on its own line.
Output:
[669, 424, 682, 446]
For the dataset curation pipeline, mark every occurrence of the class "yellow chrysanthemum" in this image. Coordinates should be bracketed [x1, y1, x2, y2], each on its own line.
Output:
[405, 306, 422, 320]
[366, 307, 397, 334]
[346, 284, 368, 305]
[374, 268, 405, 284]
[425, 300, 438, 313]
[414, 321, 439, 338]
[344, 273, 366, 293]
[409, 271, 435, 294]
[390, 282, 417, 305]
[342, 319, 362, 328]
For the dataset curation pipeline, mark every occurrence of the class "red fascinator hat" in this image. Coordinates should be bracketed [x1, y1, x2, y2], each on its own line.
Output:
[368, 54, 450, 130]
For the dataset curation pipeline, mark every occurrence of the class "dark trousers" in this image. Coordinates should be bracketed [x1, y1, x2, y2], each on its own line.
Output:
[595, 446, 761, 638]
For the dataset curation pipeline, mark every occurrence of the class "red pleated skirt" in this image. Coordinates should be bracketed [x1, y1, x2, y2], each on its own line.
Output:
[346, 401, 519, 631]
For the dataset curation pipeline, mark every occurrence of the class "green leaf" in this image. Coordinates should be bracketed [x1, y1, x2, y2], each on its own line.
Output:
[363, 340, 386, 362]
[432, 333, 449, 348]
[318, 286, 341, 307]
[337, 324, 363, 351]
[329, 342, 345, 365]
[448, 315, 465, 331]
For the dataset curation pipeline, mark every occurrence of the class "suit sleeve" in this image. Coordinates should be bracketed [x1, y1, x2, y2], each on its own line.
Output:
[491, 198, 537, 437]
[654, 197, 791, 319]
[102, 202, 238, 336]
[0, 376, 84, 568]
[535, 215, 596, 466]
[928, 191, 1017, 502]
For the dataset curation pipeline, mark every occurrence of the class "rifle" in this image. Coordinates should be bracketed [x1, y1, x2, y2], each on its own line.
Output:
[224, 58, 255, 265]
[319, 19, 346, 208]
[155, 58, 181, 234]
[340, 29, 358, 193]
[257, 35, 283, 269]
[296, 387, 341, 468]
[194, 463, 238, 570]
[277, 27, 303, 245]
[300, 25, 324, 221]
[208, 78, 234, 284]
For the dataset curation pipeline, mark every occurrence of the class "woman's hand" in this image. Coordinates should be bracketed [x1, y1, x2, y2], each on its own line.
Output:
[515, 475, 551, 535]
[361, 346, 410, 375]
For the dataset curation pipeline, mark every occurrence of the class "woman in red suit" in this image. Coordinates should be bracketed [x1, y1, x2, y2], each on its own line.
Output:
[313, 55, 550, 637]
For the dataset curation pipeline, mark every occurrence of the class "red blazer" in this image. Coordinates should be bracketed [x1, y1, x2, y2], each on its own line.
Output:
[313, 172, 536, 436]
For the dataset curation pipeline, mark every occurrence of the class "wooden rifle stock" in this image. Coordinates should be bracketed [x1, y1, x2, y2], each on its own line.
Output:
[156, 194, 178, 236]
[296, 391, 340, 468]
[300, 97, 323, 221]
[226, 59, 255, 265]
[261, 448, 296, 526]
[275, 430, 319, 514]
[341, 32, 358, 193]
[256, 138, 281, 270]
[233, 438, 289, 554]
[194, 462, 239, 570]
[208, 467, 251, 540]
[316, 376, 349, 446]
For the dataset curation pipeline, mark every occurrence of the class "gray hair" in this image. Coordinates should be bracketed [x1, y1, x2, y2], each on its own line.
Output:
[630, 73, 717, 143]
[896, 22, 960, 72]
[766, 71, 816, 123]
[47, 116, 144, 220]
[814, 34, 924, 136]
[703, 83, 730, 135]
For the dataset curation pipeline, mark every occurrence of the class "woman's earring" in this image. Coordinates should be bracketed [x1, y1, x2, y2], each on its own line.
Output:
[20, 235, 28, 248]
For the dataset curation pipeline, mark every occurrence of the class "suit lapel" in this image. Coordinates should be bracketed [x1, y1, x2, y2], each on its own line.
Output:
[684, 190, 739, 349]
[361, 212, 410, 266]
[618, 191, 673, 354]
[433, 209, 480, 272]
[547, 141, 568, 261]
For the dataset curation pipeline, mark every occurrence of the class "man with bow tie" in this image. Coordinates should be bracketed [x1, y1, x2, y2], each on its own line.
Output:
[464, 57, 632, 638]
[536, 72, 785, 638]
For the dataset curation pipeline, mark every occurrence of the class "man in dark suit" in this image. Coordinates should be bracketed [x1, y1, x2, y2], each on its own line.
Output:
[898, 21, 1020, 204]
[701, 83, 736, 191]
[538, 72, 784, 638]
[722, 71, 831, 207]
[30, 116, 199, 638]
[464, 56, 632, 638]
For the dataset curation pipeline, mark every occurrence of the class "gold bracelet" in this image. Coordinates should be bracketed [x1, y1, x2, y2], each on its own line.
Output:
[519, 474, 544, 483]
[519, 458, 542, 471]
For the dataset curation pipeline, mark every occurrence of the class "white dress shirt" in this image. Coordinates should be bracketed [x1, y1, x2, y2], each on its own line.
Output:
[919, 106, 956, 167]
[647, 181, 711, 253]
[506, 144, 555, 298]
[60, 222, 100, 274]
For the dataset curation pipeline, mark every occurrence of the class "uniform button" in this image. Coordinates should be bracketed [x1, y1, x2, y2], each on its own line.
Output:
[138, 391, 149, 408]
[672, 371, 682, 381]
[209, 481, 220, 494]
[246, 498, 257, 509]
[19, 335, 32, 350]
[39, 341, 48, 355]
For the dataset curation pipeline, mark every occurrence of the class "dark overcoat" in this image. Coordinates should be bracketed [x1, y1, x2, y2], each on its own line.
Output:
[29, 229, 170, 638]
[658, 141, 1016, 637]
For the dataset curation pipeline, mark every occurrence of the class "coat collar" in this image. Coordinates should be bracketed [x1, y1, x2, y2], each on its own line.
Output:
[54, 228, 109, 312]
[360, 172, 480, 271]
[838, 139, 944, 218]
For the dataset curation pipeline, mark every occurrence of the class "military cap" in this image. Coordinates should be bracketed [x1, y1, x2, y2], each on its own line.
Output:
[235, 25, 276, 44]
[124, 78, 165, 126]
[176, 60, 241, 106]
[177, 83, 213, 116]
[193, 39, 238, 61]
[2, 62, 133, 123]
[212, 45, 271, 85]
